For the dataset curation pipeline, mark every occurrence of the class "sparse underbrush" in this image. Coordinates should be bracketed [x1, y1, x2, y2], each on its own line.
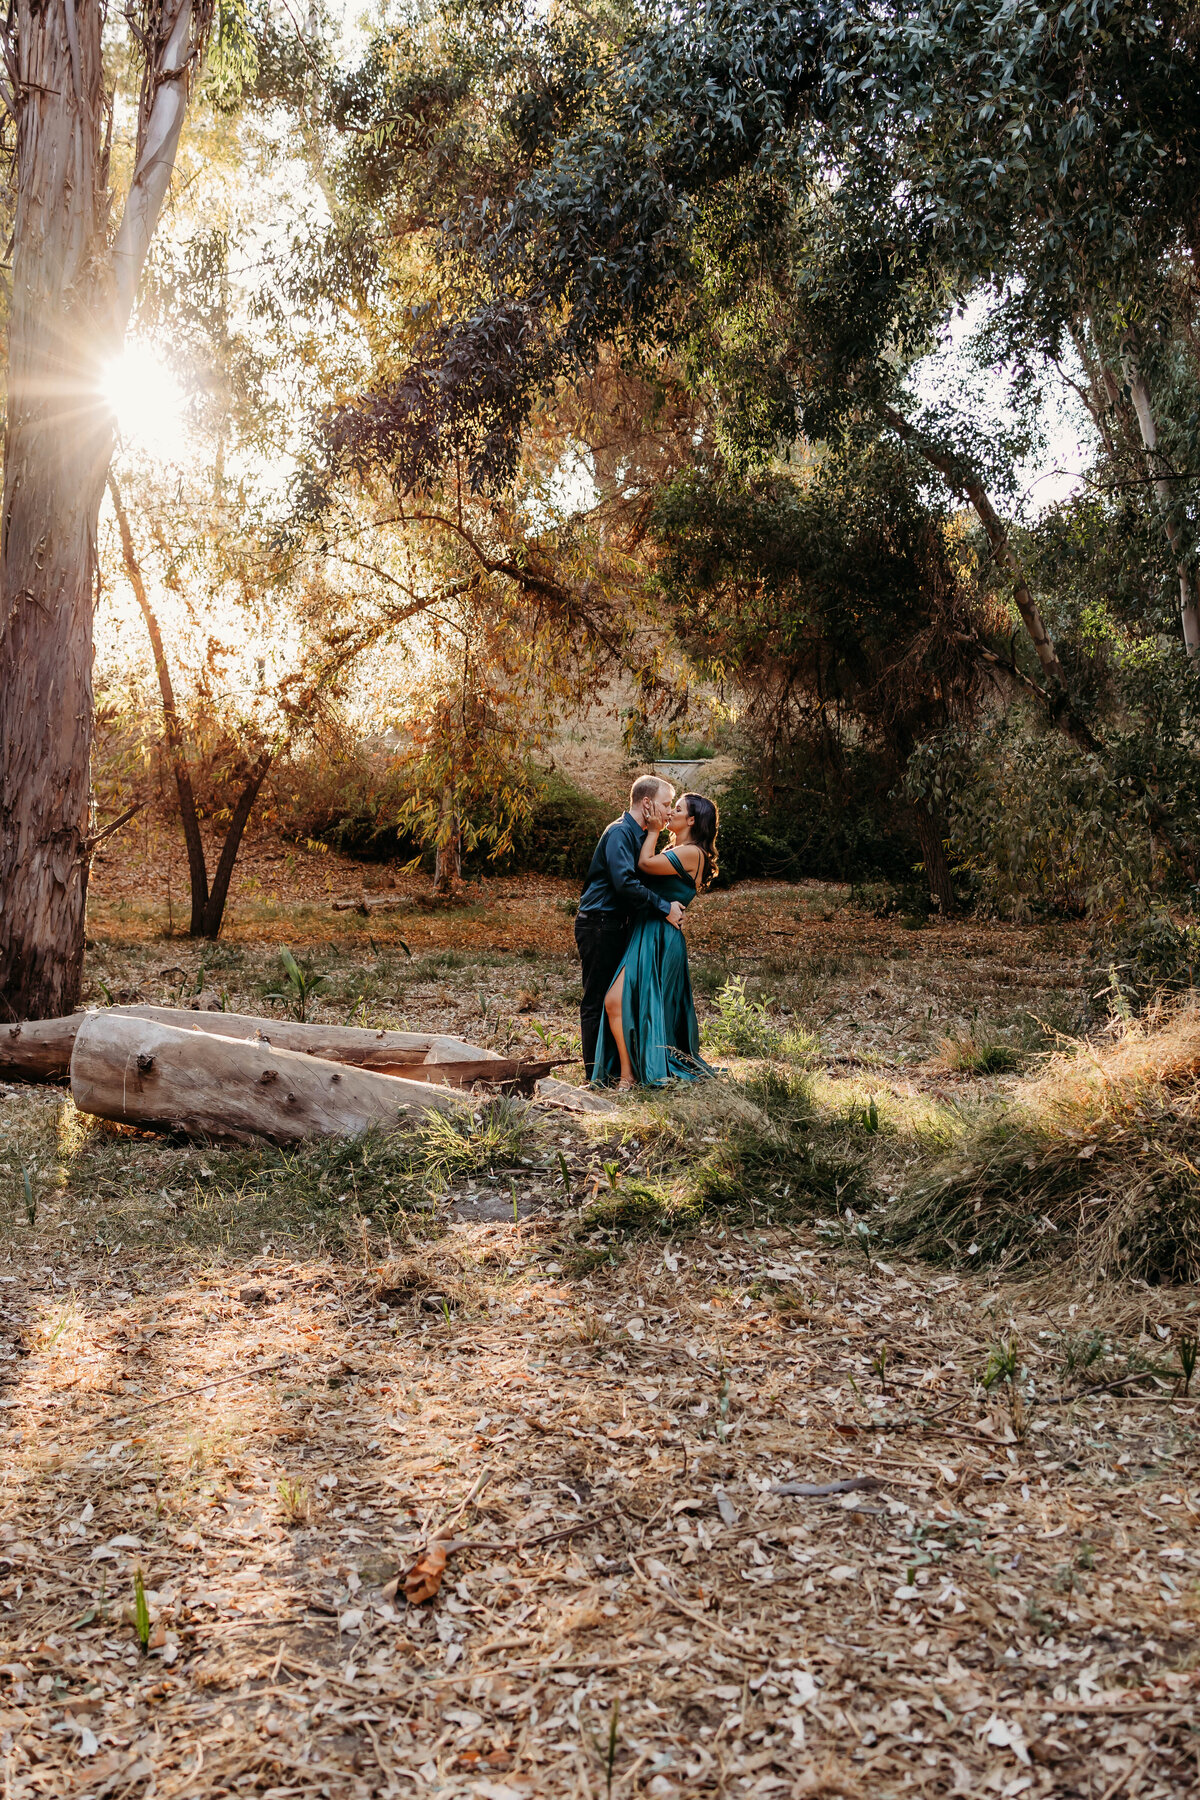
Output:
[700, 976, 819, 1062]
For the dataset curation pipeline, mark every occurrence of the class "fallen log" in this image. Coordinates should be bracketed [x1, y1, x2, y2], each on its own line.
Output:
[0, 1014, 84, 1081]
[69, 1013, 467, 1144]
[0, 1005, 500, 1083]
[409, 1055, 575, 1095]
[331, 894, 413, 913]
[118, 1006, 498, 1071]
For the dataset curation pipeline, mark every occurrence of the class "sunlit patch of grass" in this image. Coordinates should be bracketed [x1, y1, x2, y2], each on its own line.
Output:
[887, 997, 1200, 1283]
[937, 1034, 1023, 1075]
[576, 1064, 866, 1235]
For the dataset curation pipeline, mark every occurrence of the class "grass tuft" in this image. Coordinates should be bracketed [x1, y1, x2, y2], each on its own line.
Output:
[416, 1096, 533, 1178]
[937, 1035, 1022, 1075]
[577, 1064, 865, 1236]
[887, 996, 1200, 1283]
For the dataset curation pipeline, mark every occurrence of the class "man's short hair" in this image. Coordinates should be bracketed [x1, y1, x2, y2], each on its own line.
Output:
[630, 774, 672, 809]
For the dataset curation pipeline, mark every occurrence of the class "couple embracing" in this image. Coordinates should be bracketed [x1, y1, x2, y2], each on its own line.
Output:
[575, 775, 720, 1089]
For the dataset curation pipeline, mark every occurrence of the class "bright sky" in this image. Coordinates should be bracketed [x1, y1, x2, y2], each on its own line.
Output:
[910, 294, 1096, 518]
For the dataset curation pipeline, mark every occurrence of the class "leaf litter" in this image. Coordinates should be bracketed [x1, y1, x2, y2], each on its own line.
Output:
[1, 1212, 1197, 1800]
[1, 870, 1197, 1797]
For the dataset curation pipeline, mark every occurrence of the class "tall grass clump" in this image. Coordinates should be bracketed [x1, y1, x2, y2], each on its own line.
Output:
[416, 1096, 532, 1178]
[886, 996, 1200, 1284]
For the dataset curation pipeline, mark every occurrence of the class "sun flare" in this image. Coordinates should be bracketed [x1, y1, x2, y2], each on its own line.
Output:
[103, 341, 190, 461]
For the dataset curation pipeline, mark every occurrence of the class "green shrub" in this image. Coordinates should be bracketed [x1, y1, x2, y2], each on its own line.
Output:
[715, 758, 920, 887]
[1102, 907, 1200, 1009]
[501, 774, 612, 879]
[701, 978, 818, 1060]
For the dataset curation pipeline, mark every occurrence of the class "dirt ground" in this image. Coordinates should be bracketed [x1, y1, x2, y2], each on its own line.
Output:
[1, 843, 1197, 1799]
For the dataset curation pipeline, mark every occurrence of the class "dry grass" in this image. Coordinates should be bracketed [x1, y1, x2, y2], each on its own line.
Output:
[887, 997, 1200, 1284]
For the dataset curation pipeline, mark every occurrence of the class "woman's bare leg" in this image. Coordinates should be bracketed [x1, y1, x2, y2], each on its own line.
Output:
[603, 970, 636, 1088]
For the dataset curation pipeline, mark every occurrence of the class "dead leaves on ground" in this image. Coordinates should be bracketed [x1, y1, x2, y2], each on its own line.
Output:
[401, 1541, 449, 1605]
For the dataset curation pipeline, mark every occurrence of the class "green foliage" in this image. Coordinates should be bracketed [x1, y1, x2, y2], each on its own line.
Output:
[201, 0, 261, 110]
[267, 948, 328, 1022]
[716, 763, 920, 887]
[578, 1065, 863, 1236]
[132, 1569, 151, 1654]
[701, 978, 818, 1062]
[1104, 909, 1200, 1009]
[702, 978, 781, 1057]
[982, 1339, 1020, 1391]
[501, 774, 612, 879]
[416, 1098, 533, 1179]
[303, 763, 610, 881]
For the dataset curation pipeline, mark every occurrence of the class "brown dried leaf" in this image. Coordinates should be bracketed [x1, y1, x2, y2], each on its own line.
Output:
[404, 1541, 448, 1605]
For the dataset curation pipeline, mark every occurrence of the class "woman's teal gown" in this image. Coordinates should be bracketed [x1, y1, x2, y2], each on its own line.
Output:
[592, 850, 716, 1087]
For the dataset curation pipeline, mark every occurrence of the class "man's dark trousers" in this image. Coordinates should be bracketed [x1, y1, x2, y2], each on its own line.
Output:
[575, 912, 630, 1081]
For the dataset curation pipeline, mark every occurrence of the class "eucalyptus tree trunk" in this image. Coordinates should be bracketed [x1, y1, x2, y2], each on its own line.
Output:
[0, 0, 112, 1020]
[0, 0, 212, 1019]
[1119, 350, 1200, 659]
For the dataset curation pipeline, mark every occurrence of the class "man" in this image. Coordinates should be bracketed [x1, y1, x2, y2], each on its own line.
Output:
[575, 775, 685, 1080]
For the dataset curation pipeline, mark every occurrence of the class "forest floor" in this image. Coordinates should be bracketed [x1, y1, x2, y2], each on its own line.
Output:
[1, 843, 1198, 1800]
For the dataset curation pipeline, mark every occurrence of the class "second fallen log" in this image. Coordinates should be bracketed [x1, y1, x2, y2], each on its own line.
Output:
[69, 1013, 467, 1144]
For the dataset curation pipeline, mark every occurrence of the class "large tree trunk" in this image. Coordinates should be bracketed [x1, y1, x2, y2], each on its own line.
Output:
[0, 0, 211, 1020]
[0, 0, 112, 1021]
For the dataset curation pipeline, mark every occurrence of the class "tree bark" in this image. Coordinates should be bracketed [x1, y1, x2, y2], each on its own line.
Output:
[200, 750, 273, 937]
[0, 1012, 87, 1080]
[0, 1003, 503, 1083]
[433, 785, 462, 893]
[1120, 350, 1200, 658]
[913, 802, 955, 915]
[69, 1012, 468, 1143]
[0, 0, 112, 1021]
[0, 0, 212, 1020]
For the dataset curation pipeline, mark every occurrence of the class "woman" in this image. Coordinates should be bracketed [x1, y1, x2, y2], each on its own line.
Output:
[592, 792, 720, 1089]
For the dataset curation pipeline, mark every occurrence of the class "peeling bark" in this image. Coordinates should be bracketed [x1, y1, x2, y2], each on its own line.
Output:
[0, 0, 213, 1019]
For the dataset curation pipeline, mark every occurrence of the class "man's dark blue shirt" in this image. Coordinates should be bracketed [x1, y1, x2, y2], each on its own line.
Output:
[578, 812, 669, 920]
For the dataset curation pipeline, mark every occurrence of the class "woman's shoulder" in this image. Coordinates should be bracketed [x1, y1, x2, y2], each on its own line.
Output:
[667, 843, 703, 877]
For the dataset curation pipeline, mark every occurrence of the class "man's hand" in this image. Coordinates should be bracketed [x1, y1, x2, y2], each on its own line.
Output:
[666, 901, 685, 929]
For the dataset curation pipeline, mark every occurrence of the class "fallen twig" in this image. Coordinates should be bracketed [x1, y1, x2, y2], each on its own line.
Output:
[771, 1477, 882, 1498]
[109, 1357, 291, 1422]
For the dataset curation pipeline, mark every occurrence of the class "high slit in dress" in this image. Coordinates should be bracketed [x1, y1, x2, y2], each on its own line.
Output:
[592, 850, 716, 1087]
